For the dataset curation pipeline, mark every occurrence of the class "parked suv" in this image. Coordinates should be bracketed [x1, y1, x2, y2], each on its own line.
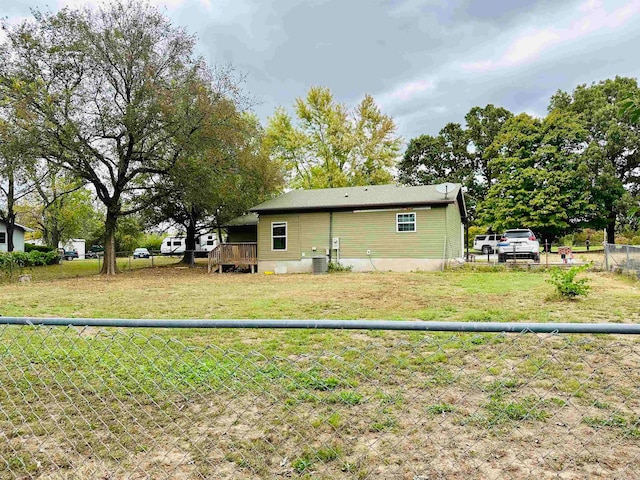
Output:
[473, 234, 501, 254]
[497, 229, 540, 263]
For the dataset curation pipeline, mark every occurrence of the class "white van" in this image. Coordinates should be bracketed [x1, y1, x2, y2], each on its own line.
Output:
[473, 234, 501, 254]
[160, 236, 186, 255]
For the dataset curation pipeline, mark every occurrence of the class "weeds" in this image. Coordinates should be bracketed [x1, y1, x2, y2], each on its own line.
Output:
[547, 264, 591, 298]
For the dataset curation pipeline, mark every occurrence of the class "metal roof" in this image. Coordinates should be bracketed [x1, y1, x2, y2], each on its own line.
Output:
[250, 184, 464, 214]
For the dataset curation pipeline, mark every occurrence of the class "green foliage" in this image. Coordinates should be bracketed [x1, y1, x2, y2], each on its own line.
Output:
[24, 243, 55, 253]
[1, 2, 229, 274]
[547, 264, 591, 298]
[114, 216, 145, 253]
[620, 95, 640, 124]
[479, 111, 605, 242]
[0, 250, 60, 273]
[549, 77, 640, 241]
[398, 104, 512, 221]
[327, 261, 353, 273]
[138, 233, 164, 252]
[265, 86, 401, 189]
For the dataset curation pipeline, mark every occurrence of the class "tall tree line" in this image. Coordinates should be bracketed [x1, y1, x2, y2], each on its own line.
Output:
[398, 77, 640, 243]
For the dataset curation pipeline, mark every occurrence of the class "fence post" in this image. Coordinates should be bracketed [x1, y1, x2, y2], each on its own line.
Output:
[604, 244, 609, 271]
[545, 241, 549, 267]
[626, 245, 630, 269]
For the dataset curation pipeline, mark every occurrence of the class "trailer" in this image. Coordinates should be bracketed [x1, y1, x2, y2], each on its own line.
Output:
[160, 234, 219, 256]
[160, 236, 186, 256]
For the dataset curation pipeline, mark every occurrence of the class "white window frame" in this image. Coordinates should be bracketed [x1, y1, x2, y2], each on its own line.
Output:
[271, 222, 287, 251]
[396, 212, 416, 233]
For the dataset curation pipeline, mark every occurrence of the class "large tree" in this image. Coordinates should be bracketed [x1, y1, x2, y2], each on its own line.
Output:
[265, 86, 401, 189]
[478, 111, 615, 243]
[549, 77, 640, 243]
[0, 1, 232, 273]
[398, 104, 512, 221]
[146, 106, 282, 266]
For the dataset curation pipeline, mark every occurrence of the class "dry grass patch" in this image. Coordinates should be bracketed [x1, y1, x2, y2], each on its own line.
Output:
[1, 268, 639, 478]
[0, 267, 638, 324]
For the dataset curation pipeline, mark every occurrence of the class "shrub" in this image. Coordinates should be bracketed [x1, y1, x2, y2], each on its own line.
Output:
[547, 264, 590, 298]
[327, 261, 353, 273]
[0, 250, 60, 274]
[25, 243, 56, 253]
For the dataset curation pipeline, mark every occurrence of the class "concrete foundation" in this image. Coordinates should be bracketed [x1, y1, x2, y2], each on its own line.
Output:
[258, 257, 449, 273]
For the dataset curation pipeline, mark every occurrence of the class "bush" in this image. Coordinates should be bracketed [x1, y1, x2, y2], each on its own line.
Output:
[25, 243, 56, 253]
[0, 250, 60, 274]
[327, 261, 352, 273]
[547, 264, 590, 298]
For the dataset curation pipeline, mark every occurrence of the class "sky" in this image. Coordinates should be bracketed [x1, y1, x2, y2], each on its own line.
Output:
[2, 0, 640, 141]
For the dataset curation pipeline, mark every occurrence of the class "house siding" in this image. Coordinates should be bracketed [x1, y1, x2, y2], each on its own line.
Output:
[299, 213, 331, 258]
[256, 204, 464, 273]
[257, 214, 301, 261]
[333, 207, 448, 259]
[0, 222, 24, 252]
[445, 203, 463, 258]
[0, 224, 26, 252]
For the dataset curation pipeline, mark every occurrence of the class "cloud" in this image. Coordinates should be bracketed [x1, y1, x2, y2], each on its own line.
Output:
[376, 79, 436, 109]
[55, 0, 195, 10]
[462, 0, 640, 72]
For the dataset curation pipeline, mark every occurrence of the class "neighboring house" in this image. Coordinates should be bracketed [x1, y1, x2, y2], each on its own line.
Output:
[0, 220, 34, 253]
[246, 183, 466, 273]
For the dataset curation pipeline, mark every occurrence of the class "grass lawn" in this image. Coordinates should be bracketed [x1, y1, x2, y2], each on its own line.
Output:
[1, 265, 639, 479]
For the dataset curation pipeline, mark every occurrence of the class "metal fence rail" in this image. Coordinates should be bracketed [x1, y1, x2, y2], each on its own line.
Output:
[1, 319, 639, 479]
[605, 243, 640, 275]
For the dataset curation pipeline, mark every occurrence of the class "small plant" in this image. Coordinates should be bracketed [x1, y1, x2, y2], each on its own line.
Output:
[547, 264, 591, 298]
[327, 261, 352, 273]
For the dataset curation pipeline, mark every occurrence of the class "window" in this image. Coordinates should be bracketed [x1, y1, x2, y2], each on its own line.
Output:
[272, 222, 287, 250]
[173, 241, 182, 246]
[207, 240, 215, 246]
[396, 213, 416, 232]
[0, 232, 5, 244]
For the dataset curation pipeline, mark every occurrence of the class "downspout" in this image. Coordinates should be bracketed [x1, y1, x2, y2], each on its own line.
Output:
[465, 219, 469, 260]
[329, 211, 333, 263]
[442, 205, 448, 271]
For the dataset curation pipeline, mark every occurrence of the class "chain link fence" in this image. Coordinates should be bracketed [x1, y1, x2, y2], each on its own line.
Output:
[605, 243, 640, 276]
[1, 320, 639, 479]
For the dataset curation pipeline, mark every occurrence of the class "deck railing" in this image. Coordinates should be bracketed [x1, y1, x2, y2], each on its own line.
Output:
[207, 242, 257, 272]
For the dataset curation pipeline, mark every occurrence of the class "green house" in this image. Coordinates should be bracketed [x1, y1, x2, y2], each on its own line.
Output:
[243, 183, 466, 273]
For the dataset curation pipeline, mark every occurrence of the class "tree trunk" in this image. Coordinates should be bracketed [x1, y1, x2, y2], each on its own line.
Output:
[606, 208, 616, 245]
[6, 176, 16, 252]
[51, 229, 61, 251]
[5, 213, 15, 252]
[606, 221, 616, 245]
[181, 211, 197, 267]
[101, 209, 118, 275]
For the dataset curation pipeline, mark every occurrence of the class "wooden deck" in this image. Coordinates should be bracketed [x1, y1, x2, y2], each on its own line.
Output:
[207, 243, 258, 273]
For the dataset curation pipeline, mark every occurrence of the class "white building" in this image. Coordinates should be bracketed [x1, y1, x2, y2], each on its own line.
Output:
[0, 220, 33, 252]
